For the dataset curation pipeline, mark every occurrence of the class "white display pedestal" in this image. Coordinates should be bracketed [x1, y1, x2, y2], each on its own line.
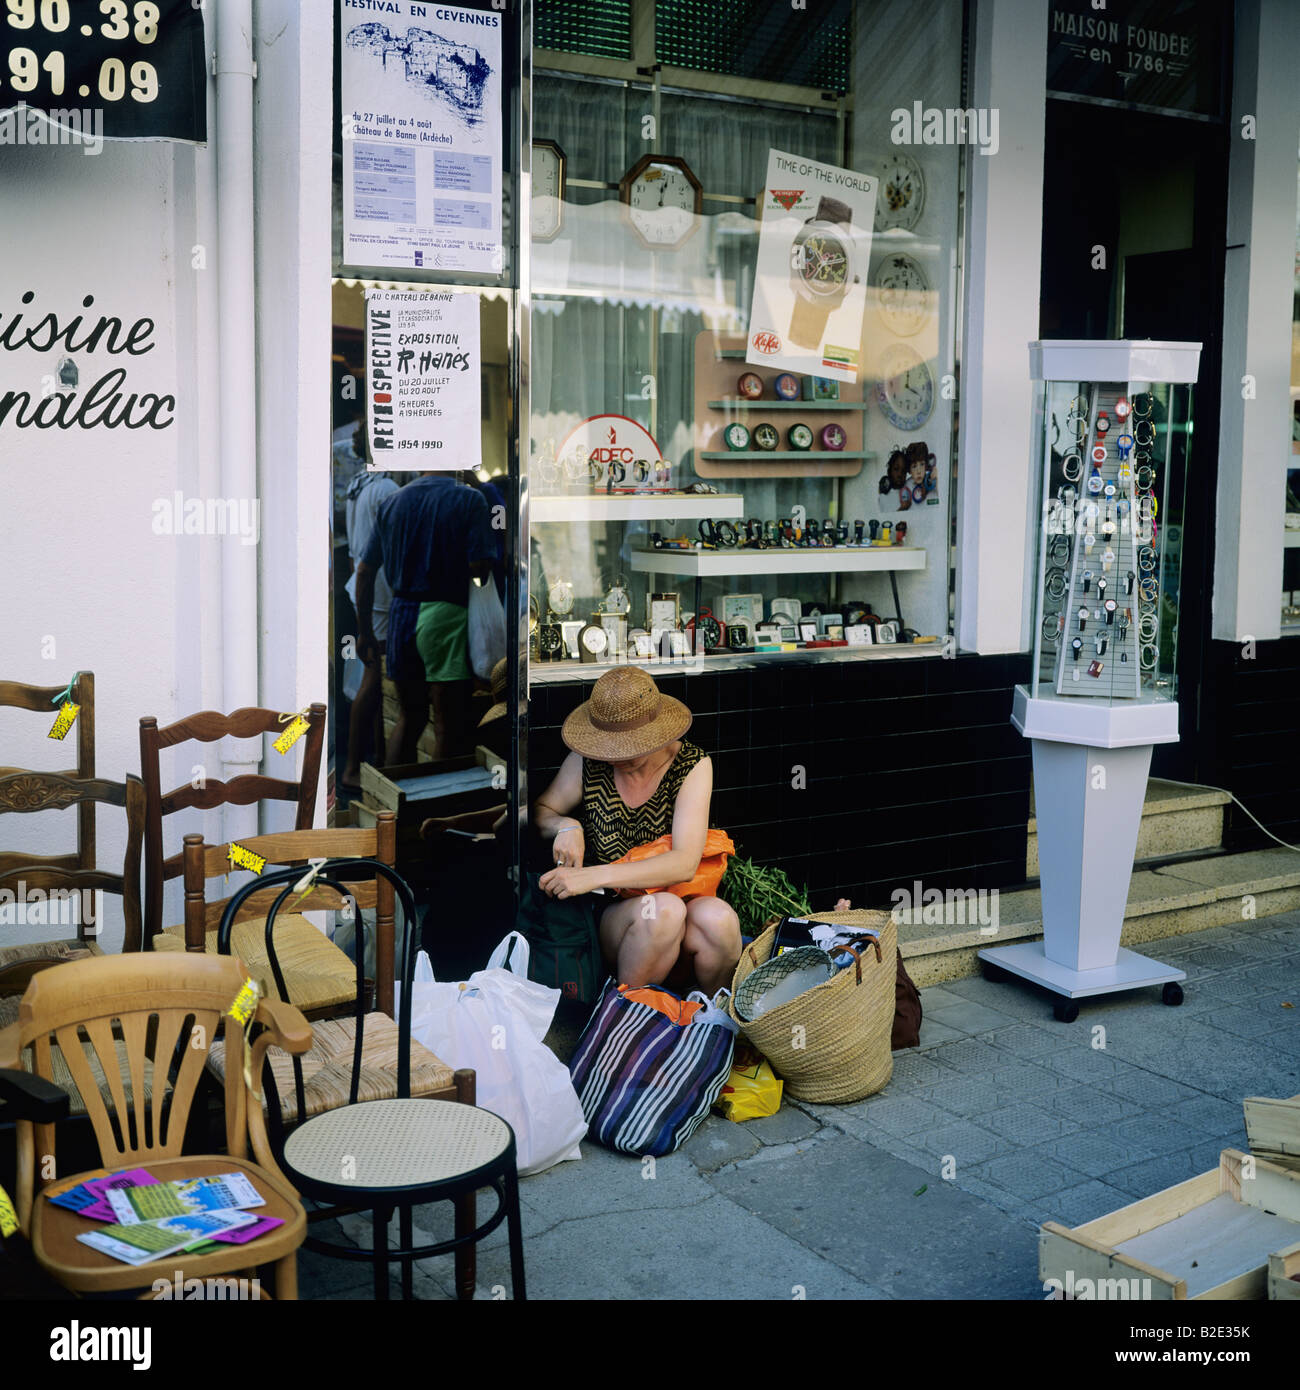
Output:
[979, 689, 1186, 1021]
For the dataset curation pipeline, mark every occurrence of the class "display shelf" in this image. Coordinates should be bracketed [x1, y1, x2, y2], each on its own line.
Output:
[528, 641, 939, 683]
[698, 451, 872, 463]
[707, 399, 870, 411]
[630, 546, 926, 576]
[1284, 529, 1300, 549]
[531, 492, 744, 523]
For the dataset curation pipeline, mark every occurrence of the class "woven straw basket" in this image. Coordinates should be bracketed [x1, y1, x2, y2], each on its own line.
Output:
[727, 912, 895, 1104]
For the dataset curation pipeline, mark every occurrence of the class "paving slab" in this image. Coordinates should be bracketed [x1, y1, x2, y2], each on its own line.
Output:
[926, 999, 1023, 1034]
[1039, 1179, 1145, 1228]
[1045, 1129, 1157, 1178]
[682, 1115, 762, 1172]
[741, 1104, 822, 1145]
[965, 1149, 1088, 1202]
[706, 1134, 1042, 1299]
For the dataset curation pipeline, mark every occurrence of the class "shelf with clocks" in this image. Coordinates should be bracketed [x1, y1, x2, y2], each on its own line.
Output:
[629, 547, 926, 578]
[531, 493, 745, 523]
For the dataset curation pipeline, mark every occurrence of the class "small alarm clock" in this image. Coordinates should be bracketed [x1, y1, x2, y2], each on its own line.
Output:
[821, 423, 847, 451]
[752, 422, 780, 452]
[773, 373, 801, 400]
[737, 372, 764, 400]
[723, 422, 750, 451]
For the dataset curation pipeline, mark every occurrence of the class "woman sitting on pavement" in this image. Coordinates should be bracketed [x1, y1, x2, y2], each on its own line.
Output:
[532, 667, 741, 994]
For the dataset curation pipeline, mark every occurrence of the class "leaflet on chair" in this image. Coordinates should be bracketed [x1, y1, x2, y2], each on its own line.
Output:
[104, 1172, 264, 1225]
[76, 1210, 260, 1265]
[747, 149, 877, 384]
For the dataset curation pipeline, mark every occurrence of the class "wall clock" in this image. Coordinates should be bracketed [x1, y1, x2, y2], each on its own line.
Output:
[619, 154, 703, 251]
[874, 153, 925, 233]
[873, 252, 930, 337]
[876, 344, 935, 431]
[531, 139, 567, 243]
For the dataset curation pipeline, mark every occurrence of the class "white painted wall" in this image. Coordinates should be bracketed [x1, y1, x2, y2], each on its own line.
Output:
[1213, 0, 1300, 642]
[956, 0, 1048, 656]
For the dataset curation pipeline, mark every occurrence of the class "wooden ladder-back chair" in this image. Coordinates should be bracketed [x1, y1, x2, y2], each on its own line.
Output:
[218, 855, 523, 1300]
[0, 952, 311, 1299]
[0, 773, 145, 1058]
[0, 674, 99, 972]
[139, 704, 357, 1015]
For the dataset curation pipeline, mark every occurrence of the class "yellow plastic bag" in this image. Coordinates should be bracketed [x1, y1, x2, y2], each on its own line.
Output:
[714, 1043, 783, 1122]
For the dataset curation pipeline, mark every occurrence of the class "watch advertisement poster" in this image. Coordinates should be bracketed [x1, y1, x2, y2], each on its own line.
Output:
[341, 1, 503, 274]
[365, 289, 481, 472]
[746, 149, 877, 384]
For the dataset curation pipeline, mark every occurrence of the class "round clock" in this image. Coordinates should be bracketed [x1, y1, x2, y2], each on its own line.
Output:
[578, 622, 609, 664]
[538, 624, 563, 661]
[737, 372, 764, 400]
[686, 607, 724, 653]
[874, 153, 925, 233]
[821, 423, 847, 451]
[547, 580, 574, 618]
[875, 344, 935, 431]
[619, 154, 703, 251]
[603, 581, 631, 616]
[872, 252, 929, 337]
[531, 139, 566, 243]
[788, 422, 814, 451]
[752, 422, 780, 452]
[773, 373, 802, 401]
[723, 422, 751, 451]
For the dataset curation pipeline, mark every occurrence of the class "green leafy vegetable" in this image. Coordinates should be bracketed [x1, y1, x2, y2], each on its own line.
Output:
[718, 856, 812, 937]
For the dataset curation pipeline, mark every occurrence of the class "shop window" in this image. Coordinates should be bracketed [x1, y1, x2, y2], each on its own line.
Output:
[1286, 138, 1300, 632]
[528, 0, 966, 681]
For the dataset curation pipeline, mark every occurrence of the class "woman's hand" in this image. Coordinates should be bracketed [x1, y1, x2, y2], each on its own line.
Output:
[538, 865, 603, 899]
[551, 822, 586, 868]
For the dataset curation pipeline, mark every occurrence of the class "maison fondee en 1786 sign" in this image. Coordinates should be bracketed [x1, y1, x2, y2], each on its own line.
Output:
[0, 0, 206, 144]
[1048, 0, 1228, 120]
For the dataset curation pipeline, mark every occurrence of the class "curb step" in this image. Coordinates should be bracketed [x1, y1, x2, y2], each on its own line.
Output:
[899, 846, 1300, 989]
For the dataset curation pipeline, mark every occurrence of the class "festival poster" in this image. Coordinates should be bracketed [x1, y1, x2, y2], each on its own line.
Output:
[746, 149, 877, 384]
[365, 289, 482, 471]
[341, 0, 503, 274]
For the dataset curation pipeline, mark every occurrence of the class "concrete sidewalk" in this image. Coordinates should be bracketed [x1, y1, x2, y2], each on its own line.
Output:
[299, 909, 1300, 1300]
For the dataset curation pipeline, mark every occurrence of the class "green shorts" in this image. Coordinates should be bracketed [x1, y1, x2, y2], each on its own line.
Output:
[414, 601, 471, 683]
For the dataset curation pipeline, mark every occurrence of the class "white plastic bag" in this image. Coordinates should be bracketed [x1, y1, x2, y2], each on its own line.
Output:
[398, 933, 586, 1175]
[467, 577, 507, 681]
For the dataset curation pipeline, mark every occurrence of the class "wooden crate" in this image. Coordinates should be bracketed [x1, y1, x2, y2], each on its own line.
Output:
[358, 755, 500, 845]
[1268, 1240, 1300, 1300]
[1040, 1150, 1300, 1300]
[1244, 1095, 1300, 1173]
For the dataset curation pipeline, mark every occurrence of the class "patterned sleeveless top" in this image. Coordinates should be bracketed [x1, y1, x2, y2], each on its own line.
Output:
[581, 741, 705, 866]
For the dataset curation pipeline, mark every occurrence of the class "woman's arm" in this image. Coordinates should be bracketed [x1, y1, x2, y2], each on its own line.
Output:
[540, 757, 713, 897]
[532, 751, 587, 865]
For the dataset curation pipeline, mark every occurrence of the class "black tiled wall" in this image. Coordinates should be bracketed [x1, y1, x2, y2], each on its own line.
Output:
[527, 654, 1034, 912]
[1207, 639, 1300, 853]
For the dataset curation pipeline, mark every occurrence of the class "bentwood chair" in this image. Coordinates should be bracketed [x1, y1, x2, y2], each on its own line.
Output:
[0, 674, 101, 978]
[0, 952, 311, 1300]
[140, 704, 357, 1017]
[0, 773, 145, 1060]
[224, 861, 525, 1301]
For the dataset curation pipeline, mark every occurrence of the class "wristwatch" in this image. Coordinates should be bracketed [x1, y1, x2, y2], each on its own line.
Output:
[788, 196, 857, 349]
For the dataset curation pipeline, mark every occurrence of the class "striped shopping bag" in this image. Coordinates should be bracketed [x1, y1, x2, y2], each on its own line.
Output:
[568, 980, 738, 1157]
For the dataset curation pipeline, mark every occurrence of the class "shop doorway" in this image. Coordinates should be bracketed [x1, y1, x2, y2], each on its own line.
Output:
[1040, 100, 1230, 785]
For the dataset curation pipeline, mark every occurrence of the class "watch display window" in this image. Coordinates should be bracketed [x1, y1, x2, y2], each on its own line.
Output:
[1027, 342, 1197, 705]
[528, 0, 965, 680]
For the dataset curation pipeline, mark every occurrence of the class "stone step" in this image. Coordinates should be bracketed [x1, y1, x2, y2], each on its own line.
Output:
[898, 847, 1300, 989]
[1026, 778, 1229, 877]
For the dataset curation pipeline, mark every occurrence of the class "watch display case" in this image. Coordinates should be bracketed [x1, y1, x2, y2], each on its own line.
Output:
[1022, 341, 1199, 730]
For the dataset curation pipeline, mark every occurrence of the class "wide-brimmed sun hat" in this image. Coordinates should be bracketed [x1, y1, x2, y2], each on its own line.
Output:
[478, 657, 510, 728]
[561, 667, 692, 761]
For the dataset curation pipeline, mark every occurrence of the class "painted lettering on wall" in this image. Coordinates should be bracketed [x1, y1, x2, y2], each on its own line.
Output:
[0, 291, 174, 430]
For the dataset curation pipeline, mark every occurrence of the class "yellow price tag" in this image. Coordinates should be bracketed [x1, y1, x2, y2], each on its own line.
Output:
[226, 975, 261, 1028]
[228, 843, 267, 875]
[273, 715, 310, 755]
[47, 701, 80, 741]
[0, 1182, 17, 1238]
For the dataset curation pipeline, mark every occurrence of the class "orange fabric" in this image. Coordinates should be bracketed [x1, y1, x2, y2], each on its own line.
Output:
[618, 983, 704, 1026]
[611, 829, 736, 901]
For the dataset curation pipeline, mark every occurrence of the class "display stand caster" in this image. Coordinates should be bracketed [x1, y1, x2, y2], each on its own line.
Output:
[1053, 999, 1080, 1024]
[1162, 982, 1184, 1007]
[982, 961, 1010, 985]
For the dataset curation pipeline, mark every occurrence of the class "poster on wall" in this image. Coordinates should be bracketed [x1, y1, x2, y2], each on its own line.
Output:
[0, 0, 205, 144]
[746, 149, 877, 385]
[341, 1, 503, 274]
[365, 289, 481, 472]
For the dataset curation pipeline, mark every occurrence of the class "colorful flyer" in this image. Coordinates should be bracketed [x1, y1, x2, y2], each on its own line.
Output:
[366, 289, 482, 470]
[747, 149, 877, 384]
[105, 1172, 263, 1226]
[76, 1210, 259, 1266]
[341, 1, 503, 274]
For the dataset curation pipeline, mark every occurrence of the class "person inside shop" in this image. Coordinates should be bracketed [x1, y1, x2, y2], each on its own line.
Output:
[531, 667, 741, 994]
[355, 468, 496, 764]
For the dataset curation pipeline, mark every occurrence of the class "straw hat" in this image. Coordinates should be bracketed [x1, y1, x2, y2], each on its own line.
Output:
[478, 658, 509, 728]
[561, 667, 692, 761]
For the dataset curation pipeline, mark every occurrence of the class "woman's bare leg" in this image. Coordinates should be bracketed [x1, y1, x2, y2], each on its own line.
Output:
[682, 897, 743, 994]
[598, 893, 687, 988]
